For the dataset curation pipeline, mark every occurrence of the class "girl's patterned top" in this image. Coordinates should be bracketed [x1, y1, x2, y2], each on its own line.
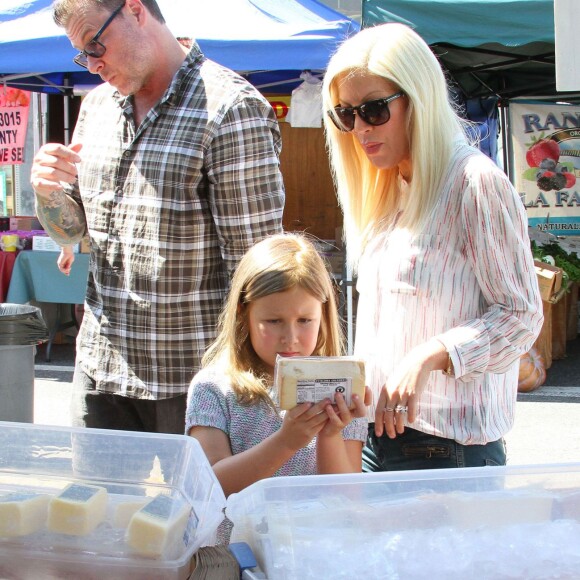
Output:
[185, 366, 368, 476]
[355, 141, 543, 444]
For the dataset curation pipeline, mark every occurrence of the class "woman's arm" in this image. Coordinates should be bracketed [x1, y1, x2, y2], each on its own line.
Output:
[444, 159, 544, 380]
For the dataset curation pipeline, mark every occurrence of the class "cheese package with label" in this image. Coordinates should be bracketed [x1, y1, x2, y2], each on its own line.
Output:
[274, 356, 365, 410]
[125, 494, 193, 558]
[0, 492, 50, 537]
[47, 483, 108, 536]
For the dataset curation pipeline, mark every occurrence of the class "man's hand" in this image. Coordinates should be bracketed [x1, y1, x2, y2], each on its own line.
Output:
[31, 143, 82, 199]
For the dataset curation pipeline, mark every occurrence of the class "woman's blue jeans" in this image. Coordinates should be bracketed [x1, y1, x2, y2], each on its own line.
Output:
[363, 425, 506, 472]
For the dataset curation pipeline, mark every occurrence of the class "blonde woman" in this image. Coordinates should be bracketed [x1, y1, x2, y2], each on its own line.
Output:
[186, 233, 369, 497]
[322, 23, 543, 470]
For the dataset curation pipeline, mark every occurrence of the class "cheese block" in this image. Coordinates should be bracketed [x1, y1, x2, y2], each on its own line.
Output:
[275, 356, 365, 410]
[47, 483, 108, 536]
[0, 492, 50, 537]
[125, 494, 192, 558]
[113, 498, 153, 528]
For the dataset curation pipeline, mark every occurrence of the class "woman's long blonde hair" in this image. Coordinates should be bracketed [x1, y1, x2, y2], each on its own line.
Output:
[202, 233, 343, 406]
[322, 23, 472, 266]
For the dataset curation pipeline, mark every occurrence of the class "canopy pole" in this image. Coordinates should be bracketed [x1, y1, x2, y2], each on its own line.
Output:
[501, 101, 512, 183]
[63, 78, 70, 146]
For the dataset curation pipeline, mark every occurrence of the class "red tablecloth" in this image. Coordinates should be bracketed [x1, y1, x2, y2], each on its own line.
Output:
[0, 251, 17, 302]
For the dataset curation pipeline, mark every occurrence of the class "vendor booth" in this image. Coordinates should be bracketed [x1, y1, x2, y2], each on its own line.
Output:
[0, 0, 359, 241]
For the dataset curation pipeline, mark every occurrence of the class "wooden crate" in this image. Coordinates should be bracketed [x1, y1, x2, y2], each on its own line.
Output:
[534, 261, 563, 301]
[552, 292, 567, 360]
[566, 282, 579, 341]
[534, 300, 552, 369]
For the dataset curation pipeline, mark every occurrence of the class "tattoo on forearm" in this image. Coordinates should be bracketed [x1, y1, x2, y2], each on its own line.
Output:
[36, 191, 87, 245]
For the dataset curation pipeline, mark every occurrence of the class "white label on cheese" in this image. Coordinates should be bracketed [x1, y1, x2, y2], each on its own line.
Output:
[296, 377, 352, 405]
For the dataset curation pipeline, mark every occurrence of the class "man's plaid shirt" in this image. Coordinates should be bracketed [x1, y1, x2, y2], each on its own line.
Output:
[69, 44, 284, 399]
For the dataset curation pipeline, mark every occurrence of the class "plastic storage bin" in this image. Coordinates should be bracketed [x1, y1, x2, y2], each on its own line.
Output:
[227, 464, 580, 579]
[0, 421, 226, 579]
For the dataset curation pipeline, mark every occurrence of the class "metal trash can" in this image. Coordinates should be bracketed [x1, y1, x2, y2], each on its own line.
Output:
[0, 304, 48, 423]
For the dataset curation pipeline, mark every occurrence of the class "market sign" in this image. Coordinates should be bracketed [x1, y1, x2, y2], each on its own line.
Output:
[510, 100, 580, 235]
[0, 88, 30, 165]
[266, 95, 291, 122]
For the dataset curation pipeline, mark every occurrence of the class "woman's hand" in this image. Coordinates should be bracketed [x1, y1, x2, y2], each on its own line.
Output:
[375, 339, 449, 438]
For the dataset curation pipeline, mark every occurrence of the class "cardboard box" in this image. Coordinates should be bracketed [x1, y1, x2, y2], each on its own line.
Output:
[32, 235, 79, 253]
[534, 261, 563, 302]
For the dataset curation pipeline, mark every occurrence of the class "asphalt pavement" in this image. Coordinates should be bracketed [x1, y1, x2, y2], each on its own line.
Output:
[31, 337, 580, 466]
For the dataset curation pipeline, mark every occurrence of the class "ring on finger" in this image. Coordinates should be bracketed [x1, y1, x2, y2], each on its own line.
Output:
[394, 405, 408, 413]
[384, 406, 395, 412]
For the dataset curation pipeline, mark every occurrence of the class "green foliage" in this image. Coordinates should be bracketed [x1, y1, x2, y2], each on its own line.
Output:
[532, 241, 580, 283]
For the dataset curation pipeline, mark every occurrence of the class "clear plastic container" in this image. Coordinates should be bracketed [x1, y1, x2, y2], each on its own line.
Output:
[227, 464, 580, 579]
[0, 421, 226, 579]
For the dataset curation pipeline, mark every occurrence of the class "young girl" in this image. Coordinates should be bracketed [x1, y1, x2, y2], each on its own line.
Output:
[186, 233, 369, 497]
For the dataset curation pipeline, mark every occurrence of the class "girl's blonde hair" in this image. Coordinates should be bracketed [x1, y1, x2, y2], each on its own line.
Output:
[202, 233, 343, 406]
[322, 23, 473, 265]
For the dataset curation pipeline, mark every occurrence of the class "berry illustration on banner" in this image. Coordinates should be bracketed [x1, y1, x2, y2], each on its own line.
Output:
[526, 137, 560, 167]
[563, 171, 576, 188]
[522, 135, 577, 191]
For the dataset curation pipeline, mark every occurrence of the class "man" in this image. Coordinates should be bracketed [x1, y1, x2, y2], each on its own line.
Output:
[31, 0, 285, 435]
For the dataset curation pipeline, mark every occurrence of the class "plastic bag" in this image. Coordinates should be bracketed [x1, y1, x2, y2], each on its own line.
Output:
[0, 304, 49, 345]
[286, 71, 323, 128]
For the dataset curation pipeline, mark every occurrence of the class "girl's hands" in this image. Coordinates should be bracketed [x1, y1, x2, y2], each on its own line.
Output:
[320, 387, 372, 437]
[280, 399, 332, 452]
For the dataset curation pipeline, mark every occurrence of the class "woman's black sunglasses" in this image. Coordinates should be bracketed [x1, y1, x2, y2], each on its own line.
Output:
[327, 92, 405, 132]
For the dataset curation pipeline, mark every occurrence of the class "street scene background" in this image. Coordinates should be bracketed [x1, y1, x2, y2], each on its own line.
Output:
[34, 337, 580, 467]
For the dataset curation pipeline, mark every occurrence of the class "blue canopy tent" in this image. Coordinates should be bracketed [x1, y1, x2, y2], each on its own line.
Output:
[0, 0, 359, 94]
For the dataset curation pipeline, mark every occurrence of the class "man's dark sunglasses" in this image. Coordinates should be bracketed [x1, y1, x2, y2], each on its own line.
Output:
[73, 1, 126, 68]
[328, 92, 405, 132]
